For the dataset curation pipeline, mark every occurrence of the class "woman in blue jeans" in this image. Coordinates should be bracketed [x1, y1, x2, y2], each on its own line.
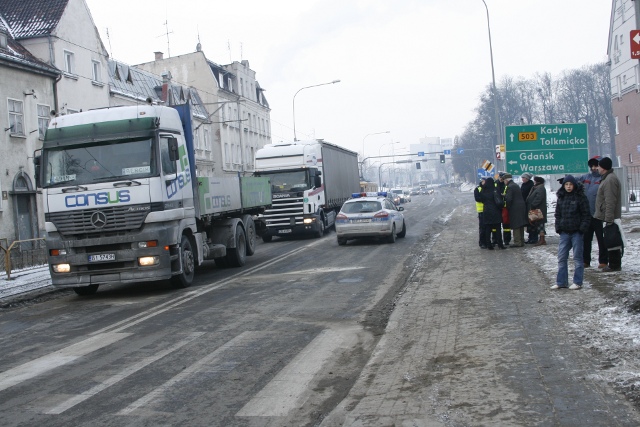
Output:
[553, 175, 591, 290]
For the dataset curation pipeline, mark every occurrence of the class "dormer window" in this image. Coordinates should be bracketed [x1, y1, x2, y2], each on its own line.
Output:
[0, 32, 7, 49]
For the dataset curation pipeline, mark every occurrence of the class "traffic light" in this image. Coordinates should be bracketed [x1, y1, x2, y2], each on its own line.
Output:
[439, 154, 445, 163]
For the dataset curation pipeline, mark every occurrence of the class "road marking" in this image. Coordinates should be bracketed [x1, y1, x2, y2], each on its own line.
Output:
[43, 332, 204, 414]
[236, 329, 343, 417]
[0, 332, 131, 393]
[0, 241, 323, 396]
[118, 331, 260, 416]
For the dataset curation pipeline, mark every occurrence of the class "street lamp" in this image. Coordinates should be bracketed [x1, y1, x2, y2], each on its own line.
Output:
[481, 0, 502, 170]
[361, 131, 390, 179]
[292, 80, 341, 141]
[378, 142, 400, 189]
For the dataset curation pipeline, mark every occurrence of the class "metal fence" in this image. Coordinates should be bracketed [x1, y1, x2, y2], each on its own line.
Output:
[625, 165, 640, 210]
[0, 238, 47, 279]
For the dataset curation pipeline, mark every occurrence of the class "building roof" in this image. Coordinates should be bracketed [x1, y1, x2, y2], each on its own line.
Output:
[108, 59, 208, 120]
[0, 0, 68, 39]
[0, 13, 59, 76]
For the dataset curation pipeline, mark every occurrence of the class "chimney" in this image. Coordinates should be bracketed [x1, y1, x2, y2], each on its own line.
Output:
[154, 51, 164, 61]
[161, 71, 172, 103]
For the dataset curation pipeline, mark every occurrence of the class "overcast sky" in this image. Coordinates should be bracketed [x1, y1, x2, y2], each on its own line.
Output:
[85, 0, 612, 157]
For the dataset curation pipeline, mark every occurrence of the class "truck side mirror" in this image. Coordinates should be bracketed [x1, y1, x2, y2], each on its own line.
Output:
[33, 153, 41, 188]
[168, 137, 179, 162]
[314, 175, 322, 188]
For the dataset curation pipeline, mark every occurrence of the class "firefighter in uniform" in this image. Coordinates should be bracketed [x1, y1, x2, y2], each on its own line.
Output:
[474, 178, 488, 248]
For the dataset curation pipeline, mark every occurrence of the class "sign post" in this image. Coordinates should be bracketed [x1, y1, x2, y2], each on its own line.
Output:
[504, 123, 588, 175]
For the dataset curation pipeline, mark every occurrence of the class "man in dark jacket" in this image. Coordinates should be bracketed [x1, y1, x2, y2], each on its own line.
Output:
[480, 177, 506, 250]
[520, 173, 535, 243]
[595, 157, 623, 272]
[578, 156, 607, 268]
[553, 175, 591, 290]
[504, 174, 528, 247]
[474, 179, 488, 248]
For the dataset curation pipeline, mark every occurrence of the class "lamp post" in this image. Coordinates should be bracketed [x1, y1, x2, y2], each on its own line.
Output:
[361, 131, 390, 179]
[481, 0, 502, 170]
[292, 80, 340, 141]
[378, 142, 400, 189]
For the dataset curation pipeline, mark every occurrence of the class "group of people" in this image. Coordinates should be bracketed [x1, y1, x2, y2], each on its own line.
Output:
[474, 156, 624, 290]
[474, 172, 547, 250]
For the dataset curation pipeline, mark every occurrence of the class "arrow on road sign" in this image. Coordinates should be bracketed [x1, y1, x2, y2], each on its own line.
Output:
[509, 133, 515, 142]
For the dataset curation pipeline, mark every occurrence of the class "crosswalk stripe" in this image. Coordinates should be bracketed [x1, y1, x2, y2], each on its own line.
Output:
[43, 332, 204, 414]
[0, 332, 131, 393]
[117, 331, 261, 416]
[236, 329, 344, 417]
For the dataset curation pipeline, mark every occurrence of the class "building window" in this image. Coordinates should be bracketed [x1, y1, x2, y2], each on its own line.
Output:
[92, 60, 101, 82]
[0, 32, 7, 49]
[224, 143, 230, 165]
[8, 99, 24, 136]
[615, 116, 619, 135]
[204, 128, 211, 150]
[627, 115, 631, 125]
[37, 104, 50, 139]
[630, 153, 633, 163]
[63, 50, 75, 74]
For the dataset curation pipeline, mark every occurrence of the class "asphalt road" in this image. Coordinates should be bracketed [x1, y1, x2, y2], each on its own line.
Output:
[0, 189, 461, 426]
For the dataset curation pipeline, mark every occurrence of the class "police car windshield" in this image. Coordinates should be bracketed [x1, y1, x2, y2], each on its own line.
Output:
[342, 200, 382, 213]
[42, 138, 156, 188]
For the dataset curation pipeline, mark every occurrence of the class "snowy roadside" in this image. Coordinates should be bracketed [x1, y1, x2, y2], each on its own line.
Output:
[521, 190, 640, 406]
[0, 266, 53, 302]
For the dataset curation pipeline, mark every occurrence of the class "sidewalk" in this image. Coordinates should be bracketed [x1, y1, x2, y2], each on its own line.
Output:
[321, 203, 640, 426]
[0, 266, 52, 302]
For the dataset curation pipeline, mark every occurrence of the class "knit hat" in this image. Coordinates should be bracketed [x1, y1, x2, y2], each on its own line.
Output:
[534, 176, 545, 184]
[599, 157, 613, 170]
[563, 175, 577, 186]
[588, 156, 600, 167]
[502, 173, 513, 180]
[521, 173, 533, 180]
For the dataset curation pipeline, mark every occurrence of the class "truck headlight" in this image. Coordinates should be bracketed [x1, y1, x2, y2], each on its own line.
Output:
[52, 264, 71, 273]
[303, 218, 315, 224]
[138, 256, 160, 266]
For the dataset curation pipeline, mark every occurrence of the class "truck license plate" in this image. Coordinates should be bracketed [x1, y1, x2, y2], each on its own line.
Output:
[88, 253, 115, 262]
[278, 229, 292, 234]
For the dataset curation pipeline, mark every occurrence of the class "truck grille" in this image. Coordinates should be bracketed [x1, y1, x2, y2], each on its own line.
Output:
[263, 197, 304, 227]
[46, 204, 150, 236]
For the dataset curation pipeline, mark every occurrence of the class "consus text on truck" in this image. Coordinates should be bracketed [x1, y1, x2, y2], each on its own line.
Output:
[35, 104, 271, 295]
[253, 139, 359, 241]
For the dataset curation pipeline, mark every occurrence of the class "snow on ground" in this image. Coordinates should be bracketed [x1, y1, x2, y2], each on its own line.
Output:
[0, 265, 52, 301]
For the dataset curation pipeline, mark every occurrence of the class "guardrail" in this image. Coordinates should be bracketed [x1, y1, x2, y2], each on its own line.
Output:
[0, 238, 47, 280]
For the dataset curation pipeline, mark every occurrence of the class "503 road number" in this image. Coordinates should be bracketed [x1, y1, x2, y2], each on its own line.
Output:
[518, 132, 537, 141]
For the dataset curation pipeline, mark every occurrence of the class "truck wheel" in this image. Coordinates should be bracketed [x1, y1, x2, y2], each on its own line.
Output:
[262, 234, 273, 243]
[73, 284, 98, 296]
[397, 221, 407, 238]
[226, 225, 247, 267]
[243, 216, 257, 256]
[172, 235, 195, 288]
[315, 217, 325, 238]
[386, 225, 397, 243]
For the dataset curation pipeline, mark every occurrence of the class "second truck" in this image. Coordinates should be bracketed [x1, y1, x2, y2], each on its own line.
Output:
[254, 139, 360, 241]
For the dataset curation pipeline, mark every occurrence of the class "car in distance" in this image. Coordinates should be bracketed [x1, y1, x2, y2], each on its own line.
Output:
[390, 188, 405, 205]
[336, 192, 406, 245]
[403, 189, 412, 202]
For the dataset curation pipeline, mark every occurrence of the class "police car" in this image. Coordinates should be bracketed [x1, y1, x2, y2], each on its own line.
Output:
[335, 192, 406, 245]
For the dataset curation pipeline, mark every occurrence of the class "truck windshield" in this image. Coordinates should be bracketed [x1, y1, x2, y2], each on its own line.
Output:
[42, 138, 156, 187]
[259, 171, 311, 193]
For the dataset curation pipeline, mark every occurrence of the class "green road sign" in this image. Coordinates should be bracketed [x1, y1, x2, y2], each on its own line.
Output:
[504, 123, 589, 175]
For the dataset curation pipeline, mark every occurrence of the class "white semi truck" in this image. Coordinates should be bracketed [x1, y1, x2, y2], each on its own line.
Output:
[35, 104, 271, 295]
[254, 139, 359, 241]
